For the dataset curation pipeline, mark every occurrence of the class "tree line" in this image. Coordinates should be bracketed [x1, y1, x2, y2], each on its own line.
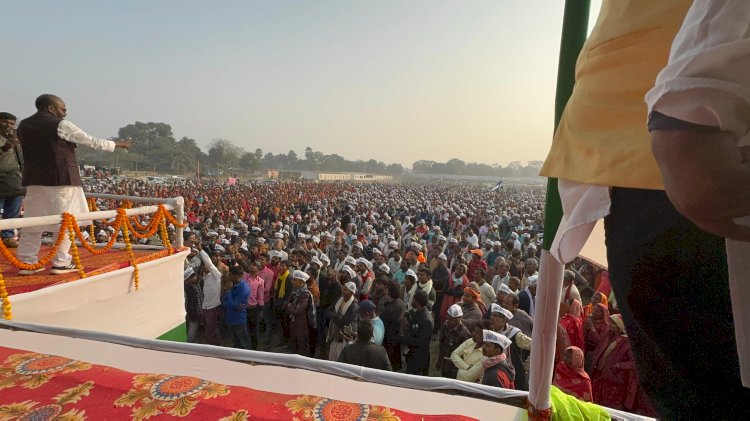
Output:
[76, 121, 543, 178]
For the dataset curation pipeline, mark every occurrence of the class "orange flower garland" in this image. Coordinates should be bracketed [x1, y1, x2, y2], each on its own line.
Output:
[0, 204, 186, 311]
[121, 219, 139, 290]
[65, 215, 86, 279]
[0, 271, 11, 320]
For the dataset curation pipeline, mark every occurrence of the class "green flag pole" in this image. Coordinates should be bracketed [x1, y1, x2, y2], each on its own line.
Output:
[543, 0, 591, 252]
[528, 1, 590, 416]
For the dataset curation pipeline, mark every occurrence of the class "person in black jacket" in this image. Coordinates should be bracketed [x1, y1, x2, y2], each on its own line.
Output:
[326, 281, 359, 361]
[400, 289, 434, 375]
[338, 320, 392, 371]
[380, 281, 405, 371]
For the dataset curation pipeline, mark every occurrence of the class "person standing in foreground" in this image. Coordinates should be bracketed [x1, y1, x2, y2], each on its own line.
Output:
[541, 1, 750, 417]
[16, 94, 132, 275]
[0, 112, 24, 248]
[338, 320, 392, 371]
[480, 330, 515, 389]
[400, 289, 434, 376]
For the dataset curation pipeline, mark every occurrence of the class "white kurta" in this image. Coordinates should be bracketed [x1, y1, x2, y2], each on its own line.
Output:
[17, 119, 116, 265]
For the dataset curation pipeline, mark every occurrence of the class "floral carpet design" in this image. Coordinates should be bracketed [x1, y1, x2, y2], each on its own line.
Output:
[0, 347, 475, 420]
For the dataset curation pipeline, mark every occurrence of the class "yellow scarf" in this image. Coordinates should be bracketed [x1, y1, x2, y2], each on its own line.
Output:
[275, 270, 290, 299]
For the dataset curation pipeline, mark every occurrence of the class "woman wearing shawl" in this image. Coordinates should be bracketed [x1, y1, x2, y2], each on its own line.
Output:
[591, 314, 653, 415]
[584, 303, 610, 372]
[440, 264, 469, 322]
[559, 299, 584, 351]
[582, 291, 608, 319]
[553, 346, 592, 402]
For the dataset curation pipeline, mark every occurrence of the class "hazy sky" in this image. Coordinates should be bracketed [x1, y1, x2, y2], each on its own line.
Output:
[1, 1, 600, 167]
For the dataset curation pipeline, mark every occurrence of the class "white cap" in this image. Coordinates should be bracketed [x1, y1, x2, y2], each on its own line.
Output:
[437, 235, 447, 241]
[405, 269, 417, 280]
[378, 263, 390, 274]
[344, 281, 357, 294]
[310, 256, 323, 267]
[269, 250, 282, 259]
[356, 257, 373, 270]
[498, 284, 513, 295]
[527, 274, 539, 286]
[345, 256, 357, 265]
[319, 254, 331, 266]
[214, 245, 226, 253]
[312, 236, 320, 244]
[447, 304, 463, 318]
[184, 267, 196, 280]
[292, 270, 310, 281]
[388, 240, 399, 249]
[483, 330, 512, 349]
[354, 241, 364, 250]
[490, 303, 514, 320]
[274, 232, 284, 239]
[438, 253, 447, 261]
[341, 265, 357, 279]
[372, 248, 382, 256]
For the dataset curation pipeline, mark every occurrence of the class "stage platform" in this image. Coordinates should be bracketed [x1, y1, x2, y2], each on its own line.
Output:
[2, 246, 169, 296]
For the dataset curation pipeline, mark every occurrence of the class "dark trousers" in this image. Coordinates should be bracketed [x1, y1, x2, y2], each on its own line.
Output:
[0, 195, 23, 238]
[247, 306, 260, 350]
[605, 188, 750, 419]
[228, 323, 251, 350]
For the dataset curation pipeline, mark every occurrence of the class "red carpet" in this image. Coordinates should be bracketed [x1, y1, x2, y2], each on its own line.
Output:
[0, 346, 475, 420]
[2, 247, 170, 296]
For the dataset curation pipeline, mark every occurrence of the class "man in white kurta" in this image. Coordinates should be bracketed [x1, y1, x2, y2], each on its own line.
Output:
[16, 94, 132, 275]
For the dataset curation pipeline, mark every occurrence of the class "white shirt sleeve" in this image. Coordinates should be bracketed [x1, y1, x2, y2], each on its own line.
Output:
[57, 120, 116, 152]
[645, 1, 750, 138]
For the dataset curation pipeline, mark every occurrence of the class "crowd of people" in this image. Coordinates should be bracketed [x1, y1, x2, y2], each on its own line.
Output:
[81, 177, 652, 415]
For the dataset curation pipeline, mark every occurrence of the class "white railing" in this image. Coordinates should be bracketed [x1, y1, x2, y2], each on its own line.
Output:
[0, 194, 185, 248]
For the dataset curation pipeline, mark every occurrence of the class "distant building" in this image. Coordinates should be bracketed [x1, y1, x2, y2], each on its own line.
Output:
[290, 171, 393, 182]
[254, 169, 280, 179]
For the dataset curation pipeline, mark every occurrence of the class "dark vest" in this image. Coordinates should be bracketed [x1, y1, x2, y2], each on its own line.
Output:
[504, 327, 529, 391]
[17, 112, 81, 187]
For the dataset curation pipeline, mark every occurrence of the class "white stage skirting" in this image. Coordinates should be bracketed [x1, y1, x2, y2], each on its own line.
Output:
[7, 250, 188, 339]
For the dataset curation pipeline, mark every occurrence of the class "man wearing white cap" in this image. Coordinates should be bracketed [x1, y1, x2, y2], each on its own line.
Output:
[518, 274, 538, 319]
[400, 289, 434, 376]
[437, 304, 471, 379]
[287, 270, 314, 356]
[480, 330, 515, 389]
[490, 303, 531, 391]
[326, 281, 359, 361]
[387, 242, 402, 275]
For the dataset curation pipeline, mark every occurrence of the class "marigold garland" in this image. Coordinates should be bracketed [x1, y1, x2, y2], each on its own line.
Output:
[0, 270, 11, 320]
[65, 215, 86, 279]
[121, 217, 139, 290]
[0, 204, 185, 305]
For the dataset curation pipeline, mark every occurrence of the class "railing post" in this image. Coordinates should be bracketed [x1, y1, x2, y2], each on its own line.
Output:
[174, 196, 185, 248]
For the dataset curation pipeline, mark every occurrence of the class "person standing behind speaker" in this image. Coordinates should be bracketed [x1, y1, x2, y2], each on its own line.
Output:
[16, 94, 132, 275]
[0, 112, 24, 248]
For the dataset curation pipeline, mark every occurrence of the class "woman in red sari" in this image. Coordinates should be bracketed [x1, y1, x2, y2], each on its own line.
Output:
[440, 264, 469, 323]
[553, 346, 592, 402]
[582, 291, 608, 319]
[584, 303, 610, 373]
[591, 314, 654, 416]
[559, 299, 584, 351]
